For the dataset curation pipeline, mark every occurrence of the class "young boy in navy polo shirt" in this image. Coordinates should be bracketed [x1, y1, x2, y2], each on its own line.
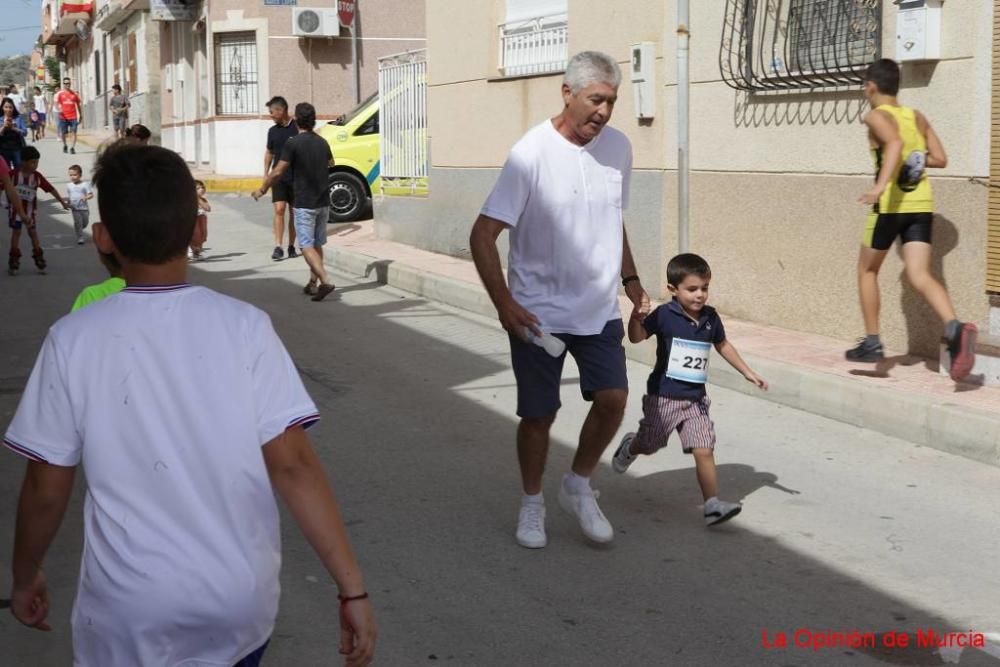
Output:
[613, 253, 767, 526]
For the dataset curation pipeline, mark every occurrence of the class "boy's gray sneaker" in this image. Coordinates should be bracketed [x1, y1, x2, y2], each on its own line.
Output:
[612, 432, 637, 473]
[704, 498, 742, 527]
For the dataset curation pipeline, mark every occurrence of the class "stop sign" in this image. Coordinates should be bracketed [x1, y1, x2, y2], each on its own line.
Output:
[338, 0, 355, 28]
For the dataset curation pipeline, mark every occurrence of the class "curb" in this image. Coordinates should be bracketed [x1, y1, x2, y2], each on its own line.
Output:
[200, 178, 259, 194]
[327, 244, 1000, 468]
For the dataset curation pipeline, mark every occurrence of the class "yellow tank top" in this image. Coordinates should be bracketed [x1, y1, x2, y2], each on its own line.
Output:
[870, 105, 933, 214]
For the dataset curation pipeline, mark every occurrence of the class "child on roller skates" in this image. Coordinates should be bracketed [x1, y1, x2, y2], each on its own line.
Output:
[8, 146, 69, 275]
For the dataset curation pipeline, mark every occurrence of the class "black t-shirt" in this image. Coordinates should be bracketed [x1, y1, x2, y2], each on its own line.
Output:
[280, 131, 333, 210]
[266, 119, 298, 184]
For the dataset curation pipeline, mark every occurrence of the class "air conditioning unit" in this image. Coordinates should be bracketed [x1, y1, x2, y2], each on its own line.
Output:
[292, 8, 340, 37]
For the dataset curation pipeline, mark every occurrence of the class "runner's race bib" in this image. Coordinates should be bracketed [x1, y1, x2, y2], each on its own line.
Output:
[897, 150, 926, 192]
[665, 338, 711, 384]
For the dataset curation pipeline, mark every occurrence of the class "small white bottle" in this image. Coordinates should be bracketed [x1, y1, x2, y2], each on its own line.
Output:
[522, 327, 566, 358]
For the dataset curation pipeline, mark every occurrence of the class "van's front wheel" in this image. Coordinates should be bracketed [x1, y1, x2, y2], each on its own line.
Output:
[327, 172, 369, 222]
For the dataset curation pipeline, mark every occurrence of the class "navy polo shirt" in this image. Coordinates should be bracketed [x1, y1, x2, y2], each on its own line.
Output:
[643, 300, 726, 400]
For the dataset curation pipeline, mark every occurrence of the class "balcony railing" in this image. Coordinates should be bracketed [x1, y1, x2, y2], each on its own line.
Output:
[498, 15, 568, 78]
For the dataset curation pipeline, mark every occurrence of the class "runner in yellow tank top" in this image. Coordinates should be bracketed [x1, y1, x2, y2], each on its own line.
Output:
[847, 59, 976, 381]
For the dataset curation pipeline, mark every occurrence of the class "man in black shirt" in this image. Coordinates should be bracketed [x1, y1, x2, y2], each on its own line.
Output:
[264, 96, 298, 261]
[254, 102, 335, 301]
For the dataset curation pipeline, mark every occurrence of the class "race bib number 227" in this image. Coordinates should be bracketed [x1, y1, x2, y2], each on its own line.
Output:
[665, 338, 711, 384]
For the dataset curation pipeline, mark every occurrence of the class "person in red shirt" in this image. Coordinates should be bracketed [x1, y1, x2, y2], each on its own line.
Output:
[8, 146, 70, 275]
[1, 152, 28, 222]
[53, 77, 82, 155]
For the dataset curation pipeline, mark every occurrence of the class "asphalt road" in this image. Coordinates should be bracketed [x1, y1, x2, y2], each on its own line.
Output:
[1, 138, 999, 666]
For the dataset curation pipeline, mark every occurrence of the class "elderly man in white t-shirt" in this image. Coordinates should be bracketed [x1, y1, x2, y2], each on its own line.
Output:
[470, 51, 648, 549]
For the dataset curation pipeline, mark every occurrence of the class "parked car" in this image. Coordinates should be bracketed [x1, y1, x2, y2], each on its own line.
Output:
[317, 92, 380, 222]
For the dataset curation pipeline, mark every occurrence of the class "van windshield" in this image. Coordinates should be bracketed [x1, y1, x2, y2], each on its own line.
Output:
[330, 91, 378, 126]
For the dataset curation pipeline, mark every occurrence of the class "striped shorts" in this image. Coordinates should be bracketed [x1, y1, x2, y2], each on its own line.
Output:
[632, 394, 715, 455]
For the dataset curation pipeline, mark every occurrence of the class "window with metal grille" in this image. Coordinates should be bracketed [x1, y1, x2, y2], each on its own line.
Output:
[720, 0, 882, 91]
[214, 32, 259, 115]
[789, 0, 878, 74]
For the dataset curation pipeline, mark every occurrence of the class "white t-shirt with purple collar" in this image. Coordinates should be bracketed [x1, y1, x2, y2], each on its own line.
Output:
[4, 284, 319, 666]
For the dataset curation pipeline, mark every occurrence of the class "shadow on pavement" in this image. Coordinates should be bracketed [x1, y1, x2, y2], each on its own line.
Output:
[3, 213, 998, 667]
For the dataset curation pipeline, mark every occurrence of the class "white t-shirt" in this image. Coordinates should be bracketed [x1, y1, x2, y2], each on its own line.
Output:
[8, 92, 25, 113]
[67, 180, 92, 210]
[481, 119, 632, 335]
[34, 95, 46, 115]
[4, 285, 319, 666]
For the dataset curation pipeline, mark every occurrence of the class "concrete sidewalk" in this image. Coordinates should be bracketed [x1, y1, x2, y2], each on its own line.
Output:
[323, 222, 1000, 467]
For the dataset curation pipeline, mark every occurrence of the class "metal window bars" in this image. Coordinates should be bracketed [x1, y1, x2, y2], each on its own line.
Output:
[720, 0, 881, 91]
[498, 14, 569, 77]
[378, 50, 428, 189]
[214, 31, 259, 115]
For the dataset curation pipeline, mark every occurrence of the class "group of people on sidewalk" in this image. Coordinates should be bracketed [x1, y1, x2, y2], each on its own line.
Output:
[0, 48, 980, 667]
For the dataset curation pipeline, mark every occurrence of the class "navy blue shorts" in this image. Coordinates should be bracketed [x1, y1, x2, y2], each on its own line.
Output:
[509, 319, 628, 419]
[233, 639, 269, 667]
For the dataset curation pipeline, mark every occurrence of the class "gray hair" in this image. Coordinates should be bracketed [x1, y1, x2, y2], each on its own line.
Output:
[563, 51, 622, 94]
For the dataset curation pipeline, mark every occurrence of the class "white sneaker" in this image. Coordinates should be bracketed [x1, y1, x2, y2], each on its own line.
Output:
[516, 501, 547, 549]
[704, 498, 742, 527]
[612, 432, 637, 473]
[558, 476, 614, 543]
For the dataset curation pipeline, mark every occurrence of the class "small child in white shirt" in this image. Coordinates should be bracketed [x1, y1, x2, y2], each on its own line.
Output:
[67, 164, 93, 245]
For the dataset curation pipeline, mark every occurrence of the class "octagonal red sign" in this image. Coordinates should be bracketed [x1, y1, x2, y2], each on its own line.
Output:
[338, 0, 355, 28]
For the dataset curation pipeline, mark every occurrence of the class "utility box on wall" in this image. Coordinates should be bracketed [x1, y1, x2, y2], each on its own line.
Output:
[896, 0, 943, 62]
[630, 42, 655, 119]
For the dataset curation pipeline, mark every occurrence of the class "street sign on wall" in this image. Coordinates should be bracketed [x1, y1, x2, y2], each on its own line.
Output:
[264, 0, 296, 5]
[338, 0, 356, 28]
[151, 0, 199, 21]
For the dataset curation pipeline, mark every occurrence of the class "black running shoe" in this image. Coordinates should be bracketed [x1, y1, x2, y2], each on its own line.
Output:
[311, 283, 335, 302]
[287, 245, 298, 259]
[845, 338, 884, 362]
[271, 246, 284, 261]
[70, 147, 75, 154]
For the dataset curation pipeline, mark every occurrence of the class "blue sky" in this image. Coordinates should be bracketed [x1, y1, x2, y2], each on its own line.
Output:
[0, 0, 42, 59]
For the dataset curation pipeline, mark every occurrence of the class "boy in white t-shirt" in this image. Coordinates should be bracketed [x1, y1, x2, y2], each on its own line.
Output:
[5, 143, 376, 666]
[66, 163, 93, 244]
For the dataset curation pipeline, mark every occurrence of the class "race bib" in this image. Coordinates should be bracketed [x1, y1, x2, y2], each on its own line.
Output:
[15, 184, 35, 203]
[897, 150, 926, 192]
[665, 338, 711, 384]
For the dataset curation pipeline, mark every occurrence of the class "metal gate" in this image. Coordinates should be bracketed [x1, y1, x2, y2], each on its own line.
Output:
[378, 49, 428, 195]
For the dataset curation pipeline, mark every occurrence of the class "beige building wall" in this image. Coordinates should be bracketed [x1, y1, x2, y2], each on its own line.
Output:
[408, 0, 993, 358]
